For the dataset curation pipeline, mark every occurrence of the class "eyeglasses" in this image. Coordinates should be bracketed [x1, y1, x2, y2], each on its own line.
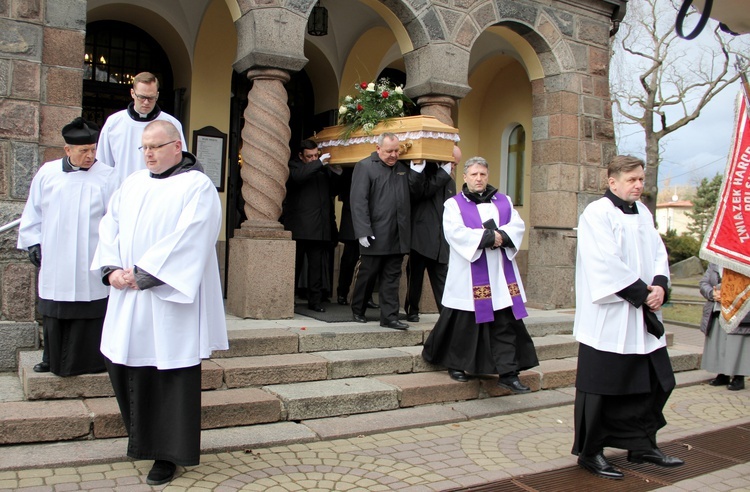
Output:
[133, 92, 158, 102]
[139, 140, 177, 152]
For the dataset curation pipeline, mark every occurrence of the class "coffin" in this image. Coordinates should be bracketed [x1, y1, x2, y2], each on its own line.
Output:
[311, 115, 459, 165]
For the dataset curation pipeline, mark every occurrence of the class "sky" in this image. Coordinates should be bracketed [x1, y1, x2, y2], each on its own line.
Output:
[611, 5, 749, 196]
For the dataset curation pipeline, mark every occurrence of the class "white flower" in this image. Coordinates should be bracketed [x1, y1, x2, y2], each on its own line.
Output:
[366, 83, 376, 92]
[339, 105, 347, 115]
[363, 123, 375, 133]
[344, 95, 352, 102]
[395, 86, 403, 95]
[397, 100, 403, 108]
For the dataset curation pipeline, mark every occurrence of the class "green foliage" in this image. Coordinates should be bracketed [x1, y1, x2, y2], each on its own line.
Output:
[337, 78, 414, 139]
[686, 173, 723, 239]
[661, 229, 701, 265]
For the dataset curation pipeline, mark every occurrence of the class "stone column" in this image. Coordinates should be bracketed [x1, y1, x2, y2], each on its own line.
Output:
[416, 95, 455, 127]
[226, 68, 296, 319]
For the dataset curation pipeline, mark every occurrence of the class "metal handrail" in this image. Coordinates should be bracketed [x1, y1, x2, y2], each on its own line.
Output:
[0, 218, 21, 234]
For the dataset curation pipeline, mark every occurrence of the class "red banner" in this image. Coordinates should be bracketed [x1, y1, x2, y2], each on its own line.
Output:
[701, 78, 750, 332]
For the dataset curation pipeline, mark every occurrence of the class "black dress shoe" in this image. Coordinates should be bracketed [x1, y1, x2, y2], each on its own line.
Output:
[448, 369, 470, 382]
[578, 452, 624, 480]
[352, 313, 367, 323]
[381, 320, 408, 330]
[728, 376, 745, 391]
[497, 376, 531, 394]
[366, 299, 380, 309]
[627, 448, 684, 467]
[146, 460, 176, 485]
[308, 304, 326, 312]
[406, 313, 420, 322]
[337, 296, 349, 305]
[709, 374, 730, 386]
[33, 362, 50, 373]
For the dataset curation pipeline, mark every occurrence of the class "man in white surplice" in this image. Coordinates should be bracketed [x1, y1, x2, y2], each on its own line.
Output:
[17, 117, 116, 376]
[92, 120, 227, 486]
[572, 155, 683, 480]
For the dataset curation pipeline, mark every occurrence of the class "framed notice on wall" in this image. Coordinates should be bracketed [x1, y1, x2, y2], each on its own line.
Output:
[192, 126, 227, 191]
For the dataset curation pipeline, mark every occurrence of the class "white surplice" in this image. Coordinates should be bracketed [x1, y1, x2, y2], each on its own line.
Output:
[92, 169, 228, 370]
[96, 109, 186, 186]
[17, 159, 116, 302]
[574, 197, 670, 355]
[441, 193, 526, 312]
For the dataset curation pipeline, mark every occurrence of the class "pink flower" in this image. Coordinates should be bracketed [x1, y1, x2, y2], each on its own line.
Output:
[381, 91, 389, 98]
[360, 82, 368, 89]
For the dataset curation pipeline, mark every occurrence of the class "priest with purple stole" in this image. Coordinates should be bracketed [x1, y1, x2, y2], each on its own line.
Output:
[17, 117, 116, 376]
[92, 120, 228, 486]
[422, 156, 538, 393]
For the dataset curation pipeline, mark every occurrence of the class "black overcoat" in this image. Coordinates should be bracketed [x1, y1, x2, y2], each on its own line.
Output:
[283, 157, 338, 241]
[410, 162, 455, 263]
[350, 152, 423, 255]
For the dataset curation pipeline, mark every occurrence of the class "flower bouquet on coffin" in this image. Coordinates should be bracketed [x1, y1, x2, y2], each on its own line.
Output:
[313, 78, 460, 165]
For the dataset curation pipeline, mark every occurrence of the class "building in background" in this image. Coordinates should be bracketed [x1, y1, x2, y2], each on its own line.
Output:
[656, 199, 694, 236]
[0, 0, 627, 327]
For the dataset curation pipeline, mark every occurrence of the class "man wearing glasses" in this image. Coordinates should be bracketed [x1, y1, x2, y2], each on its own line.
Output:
[96, 72, 186, 186]
[93, 120, 227, 486]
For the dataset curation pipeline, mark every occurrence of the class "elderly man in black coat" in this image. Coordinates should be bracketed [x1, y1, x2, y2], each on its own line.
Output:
[350, 132, 425, 329]
[283, 139, 341, 312]
[404, 145, 460, 322]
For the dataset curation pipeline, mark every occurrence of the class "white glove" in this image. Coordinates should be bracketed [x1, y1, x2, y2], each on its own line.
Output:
[359, 236, 374, 248]
[320, 152, 331, 165]
[410, 160, 426, 173]
[440, 162, 452, 174]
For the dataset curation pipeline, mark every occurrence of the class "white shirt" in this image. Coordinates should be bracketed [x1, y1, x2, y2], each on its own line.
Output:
[17, 159, 116, 302]
[96, 109, 186, 186]
[441, 193, 527, 312]
[574, 197, 670, 354]
[92, 169, 228, 369]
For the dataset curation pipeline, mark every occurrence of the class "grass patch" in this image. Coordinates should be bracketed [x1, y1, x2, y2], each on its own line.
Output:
[662, 303, 703, 325]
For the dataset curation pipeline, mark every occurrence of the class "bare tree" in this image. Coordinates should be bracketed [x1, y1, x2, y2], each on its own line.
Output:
[610, 0, 749, 215]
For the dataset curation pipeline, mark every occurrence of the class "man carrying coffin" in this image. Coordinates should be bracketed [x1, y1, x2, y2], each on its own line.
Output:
[92, 120, 228, 486]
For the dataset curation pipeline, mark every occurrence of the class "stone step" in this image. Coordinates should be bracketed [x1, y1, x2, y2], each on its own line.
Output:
[18, 332, 582, 400]
[18, 328, 676, 401]
[0, 343, 702, 447]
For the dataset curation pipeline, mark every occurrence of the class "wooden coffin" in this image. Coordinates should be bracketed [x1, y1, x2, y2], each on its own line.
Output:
[311, 115, 459, 165]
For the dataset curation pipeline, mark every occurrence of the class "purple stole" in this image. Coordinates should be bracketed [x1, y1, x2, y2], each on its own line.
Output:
[452, 192, 528, 323]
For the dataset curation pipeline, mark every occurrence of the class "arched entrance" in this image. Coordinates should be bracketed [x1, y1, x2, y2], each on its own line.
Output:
[82, 20, 179, 128]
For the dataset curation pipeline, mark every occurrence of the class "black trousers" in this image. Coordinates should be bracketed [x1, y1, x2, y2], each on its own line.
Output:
[337, 240, 359, 300]
[44, 316, 106, 376]
[404, 250, 448, 316]
[351, 253, 403, 323]
[295, 239, 327, 305]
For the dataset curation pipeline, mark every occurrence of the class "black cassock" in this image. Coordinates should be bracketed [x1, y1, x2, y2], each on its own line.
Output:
[106, 360, 202, 466]
[572, 343, 676, 456]
[38, 298, 107, 376]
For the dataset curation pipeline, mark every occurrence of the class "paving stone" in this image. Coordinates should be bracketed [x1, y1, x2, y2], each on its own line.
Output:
[84, 397, 125, 439]
[264, 378, 399, 420]
[316, 348, 413, 379]
[201, 359, 224, 390]
[668, 344, 703, 372]
[375, 372, 480, 407]
[214, 353, 327, 387]
[532, 334, 578, 360]
[536, 358, 578, 389]
[392, 345, 443, 373]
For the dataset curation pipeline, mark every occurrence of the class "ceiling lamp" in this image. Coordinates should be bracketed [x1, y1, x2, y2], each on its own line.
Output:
[307, 1, 328, 36]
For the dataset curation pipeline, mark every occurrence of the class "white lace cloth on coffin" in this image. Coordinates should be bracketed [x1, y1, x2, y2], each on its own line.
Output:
[317, 130, 460, 149]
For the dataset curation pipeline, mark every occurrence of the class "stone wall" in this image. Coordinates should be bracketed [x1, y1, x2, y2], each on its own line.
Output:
[0, 1, 87, 366]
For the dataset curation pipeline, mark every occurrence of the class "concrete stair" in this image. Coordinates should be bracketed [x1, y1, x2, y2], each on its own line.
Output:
[0, 313, 703, 448]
